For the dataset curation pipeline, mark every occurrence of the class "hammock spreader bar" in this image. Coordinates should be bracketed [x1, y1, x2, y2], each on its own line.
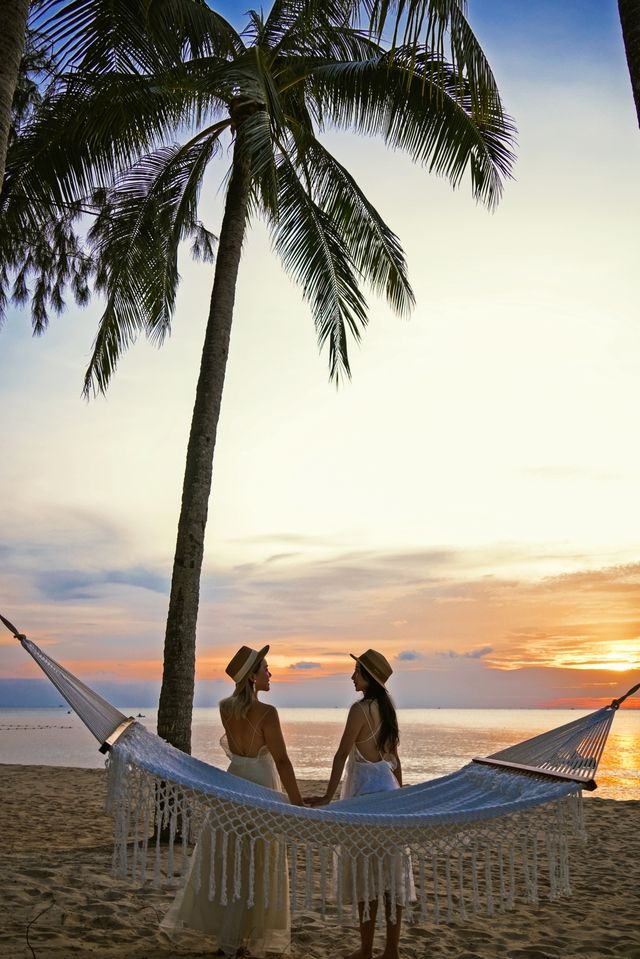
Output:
[471, 757, 598, 790]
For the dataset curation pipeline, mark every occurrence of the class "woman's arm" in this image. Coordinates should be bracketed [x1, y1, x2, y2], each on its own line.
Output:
[314, 703, 365, 804]
[262, 706, 304, 806]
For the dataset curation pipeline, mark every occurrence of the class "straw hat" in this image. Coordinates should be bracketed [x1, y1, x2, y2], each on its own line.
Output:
[350, 649, 393, 688]
[225, 645, 269, 684]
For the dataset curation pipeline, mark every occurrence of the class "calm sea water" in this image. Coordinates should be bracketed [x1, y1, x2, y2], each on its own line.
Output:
[0, 706, 638, 800]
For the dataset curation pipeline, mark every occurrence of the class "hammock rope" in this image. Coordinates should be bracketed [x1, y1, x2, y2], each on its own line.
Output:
[3, 613, 637, 925]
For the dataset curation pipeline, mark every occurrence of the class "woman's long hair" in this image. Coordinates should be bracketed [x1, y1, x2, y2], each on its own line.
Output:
[360, 665, 399, 753]
[219, 657, 263, 721]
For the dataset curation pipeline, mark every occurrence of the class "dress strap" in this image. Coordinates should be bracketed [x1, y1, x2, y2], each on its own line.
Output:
[356, 701, 383, 757]
[223, 707, 268, 756]
[246, 707, 269, 751]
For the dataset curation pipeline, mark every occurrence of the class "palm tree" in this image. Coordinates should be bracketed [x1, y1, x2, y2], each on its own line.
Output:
[619, 0, 640, 126]
[1, 0, 514, 753]
[0, 0, 30, 187]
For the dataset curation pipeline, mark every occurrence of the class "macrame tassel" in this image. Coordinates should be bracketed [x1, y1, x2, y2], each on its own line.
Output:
[221, 831, 229, 905]
[335, 849, 344, 920]
[362, 856, 371, 922]
[471, 847, 480, 914]
[530, 837, 539, 904]
[484, 847, 494, 916]
[166, 799, 177, 884]
[247, 838, 256, 908]
[431, 854, 440, 924]
[497, 845, 505, 912]
[319, 845, 328, 919]
[418, 855, 429, 922]
[153, 790, 162, 887]
[290, 841, 298, 910]
[262, 839, 271, 909]
[350, 856, 358, 920]
[521, 833, 533, 904]
[378, 856, 385, 920]
[276, 840, 285, 911]
[208, 827, 217, 902]
[444, 854, 453, 922]
[365, 856, 372, 914]
[404, 853, 414, 922]
[233, 834, 243, 901]
[507, 842, 515, 909]
[546, 832, 558, 901]
[181, 803, 189, 879]
[388, 857, 398, 925]
[139, 790, 151, 883]
[305, 844, 314, 909]
[559, 835, 571, 896]
[457, 850, 466, 920]
[192, 831, 203, 895]
[113, 789, 131, 879]
[130, 793, 141, 880]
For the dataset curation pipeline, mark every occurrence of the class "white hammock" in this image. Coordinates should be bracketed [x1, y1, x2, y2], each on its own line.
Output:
[5, 615, 637, 925]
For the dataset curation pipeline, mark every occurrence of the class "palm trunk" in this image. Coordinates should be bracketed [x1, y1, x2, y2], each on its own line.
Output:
[0, 0, 30, 188]
[157, 135, 251, 754]
[619, 0, 640, 127]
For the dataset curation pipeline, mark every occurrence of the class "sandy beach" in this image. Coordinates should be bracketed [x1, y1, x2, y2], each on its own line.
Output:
[1, 764, 638, 959]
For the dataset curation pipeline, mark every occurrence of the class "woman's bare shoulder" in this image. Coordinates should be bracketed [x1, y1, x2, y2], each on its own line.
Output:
[347, 701, 368, 727]
[255, 702, 278, 723]
[353, 698, 378, 714]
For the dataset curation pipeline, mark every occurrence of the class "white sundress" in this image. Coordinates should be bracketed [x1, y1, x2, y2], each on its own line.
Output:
[161, 720, 290, 957]
[337, 701, 416, 908]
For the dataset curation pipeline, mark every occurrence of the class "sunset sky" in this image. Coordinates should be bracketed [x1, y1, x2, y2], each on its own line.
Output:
[1, 0, 639, 710]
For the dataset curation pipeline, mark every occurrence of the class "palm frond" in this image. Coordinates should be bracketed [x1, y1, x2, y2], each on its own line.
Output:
[308, 51, 515, 208]
[367, 0, 503, 121]
[84, 134, 220, 396]
[0, 199, 91, 332]
[268, 152, 369, 383]
[293, 135, 414, 316]
[266, 2, 381, 63]
[3, 62, 232, 230]
[33, 0, 243, 74]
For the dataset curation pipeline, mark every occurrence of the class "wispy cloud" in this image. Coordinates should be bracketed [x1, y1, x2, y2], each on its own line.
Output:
[34, 566, 169, 601]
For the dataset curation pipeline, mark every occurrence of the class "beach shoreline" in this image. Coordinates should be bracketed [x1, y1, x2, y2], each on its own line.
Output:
[1, 764, 638, 959]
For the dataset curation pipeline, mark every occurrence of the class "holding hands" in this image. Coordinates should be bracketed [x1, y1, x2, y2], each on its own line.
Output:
[305, 793, 332, 806]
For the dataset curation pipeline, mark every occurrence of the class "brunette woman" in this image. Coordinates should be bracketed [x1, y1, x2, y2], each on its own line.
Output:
[310, 649, 413, 959]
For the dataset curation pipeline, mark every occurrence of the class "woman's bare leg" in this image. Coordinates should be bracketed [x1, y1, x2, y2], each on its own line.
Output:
[346, 900, 378, 959]
[378, 897, 402, 959]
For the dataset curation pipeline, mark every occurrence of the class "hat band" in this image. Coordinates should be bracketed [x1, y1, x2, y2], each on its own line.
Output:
[233, 650, 260, 684]
[362, 663, 387, 686]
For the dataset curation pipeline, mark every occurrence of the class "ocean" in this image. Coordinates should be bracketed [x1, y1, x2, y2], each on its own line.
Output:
[0, 706, 638, 800]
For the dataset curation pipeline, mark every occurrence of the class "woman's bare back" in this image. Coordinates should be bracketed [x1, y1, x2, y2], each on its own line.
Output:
[223, 702, 272, 757]
[353, 700, 388, 762]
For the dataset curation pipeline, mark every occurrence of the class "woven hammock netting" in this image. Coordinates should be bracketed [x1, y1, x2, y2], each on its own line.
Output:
[11, 626, 639, 926]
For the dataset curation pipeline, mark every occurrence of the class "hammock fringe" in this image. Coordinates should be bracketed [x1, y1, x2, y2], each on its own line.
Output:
[106, 727, 584, 925]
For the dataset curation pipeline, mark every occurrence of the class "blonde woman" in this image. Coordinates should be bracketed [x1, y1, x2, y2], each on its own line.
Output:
[309, 650, 414, 959]
[162, 644, 303, 957]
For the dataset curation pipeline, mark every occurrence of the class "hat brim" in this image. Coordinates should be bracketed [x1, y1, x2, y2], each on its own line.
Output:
[349, 652, 388, 688]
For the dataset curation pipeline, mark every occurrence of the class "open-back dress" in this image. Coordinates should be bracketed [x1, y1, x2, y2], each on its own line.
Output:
[337, 700, 416, 907]
[161, 721, 290, 957]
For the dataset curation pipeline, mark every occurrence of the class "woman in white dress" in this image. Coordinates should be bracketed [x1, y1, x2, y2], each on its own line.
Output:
[309, 649, 412, 959]
[162, 644, 304, 957]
